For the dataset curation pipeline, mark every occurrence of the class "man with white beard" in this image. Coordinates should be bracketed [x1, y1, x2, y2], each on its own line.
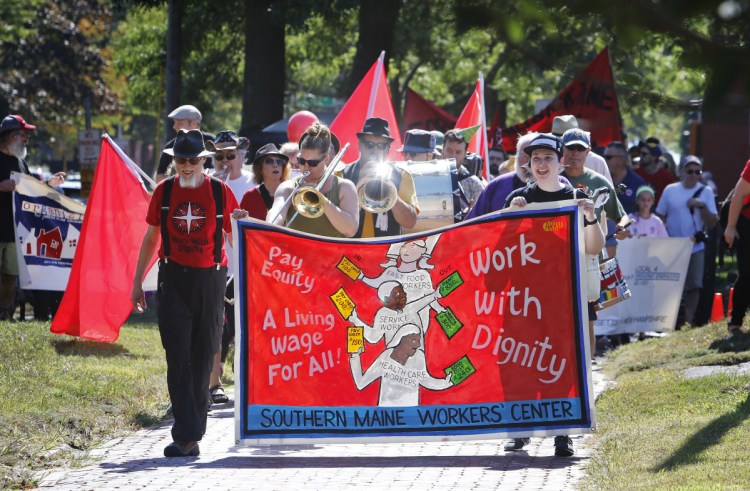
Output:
[0, 115, 65, 320]
[131, 129, 239, 457]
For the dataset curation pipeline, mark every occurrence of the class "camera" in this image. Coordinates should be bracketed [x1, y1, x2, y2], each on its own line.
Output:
[693, 231, 707, 243]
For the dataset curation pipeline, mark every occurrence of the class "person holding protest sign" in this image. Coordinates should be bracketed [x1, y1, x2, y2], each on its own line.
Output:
[0, 115, 65, 320]
[131, 129, 238, 457]
[342, 118, 419, 237]
[503, 133, 605, 457]
[723, 158, 750, 337]
[267, 122, 358, 237]
[349, 323, 453, 407]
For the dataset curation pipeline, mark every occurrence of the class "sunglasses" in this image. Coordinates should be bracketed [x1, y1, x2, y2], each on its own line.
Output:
[297, 156, 324, 167]
[565, 145, 587, 152]
[174, 157, 203, 165]
[403, 151, 422, 158]
[361, 141, 389, 151]
[684, 169, 702, 176]
[603, 154, 624, 160]
[264, 158, 286, 166]
[214, 153, 236, 161]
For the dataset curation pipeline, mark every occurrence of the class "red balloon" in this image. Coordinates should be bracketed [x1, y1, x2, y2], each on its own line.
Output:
[287, 110, 318, 143]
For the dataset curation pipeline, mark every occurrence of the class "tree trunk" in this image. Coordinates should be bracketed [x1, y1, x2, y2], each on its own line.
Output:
[164, 0, 183, 144]
[346, 0, 401, 96]
[241, 0, 285, 138]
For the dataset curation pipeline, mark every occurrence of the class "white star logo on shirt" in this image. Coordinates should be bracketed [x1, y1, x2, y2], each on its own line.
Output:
[173, 203, 206, 234]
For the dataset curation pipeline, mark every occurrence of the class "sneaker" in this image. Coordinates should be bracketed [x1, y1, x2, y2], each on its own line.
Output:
[164, 440, 200, 457]
[554, 435, 574, 457]
[504, 437, 531, 451]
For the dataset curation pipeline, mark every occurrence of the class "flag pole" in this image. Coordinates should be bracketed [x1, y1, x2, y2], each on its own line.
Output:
[366, 51, 386, 119]
[479, 72, 490, 181]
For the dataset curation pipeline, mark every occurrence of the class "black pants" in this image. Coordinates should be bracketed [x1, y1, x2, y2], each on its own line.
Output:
[156, 261, 226, 442]
[221, 280, 235, 363]
[731, 219, 750, 326]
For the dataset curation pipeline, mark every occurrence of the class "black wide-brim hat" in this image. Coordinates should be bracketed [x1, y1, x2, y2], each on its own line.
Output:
[356, 117, 394, 142]
[253, 143, 289, 166]
[163, 129, 214, 158]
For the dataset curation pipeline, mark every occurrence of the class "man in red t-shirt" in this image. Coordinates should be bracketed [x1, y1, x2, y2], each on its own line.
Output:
[131, 129, 238, 457]
[633, 142, 675, 205]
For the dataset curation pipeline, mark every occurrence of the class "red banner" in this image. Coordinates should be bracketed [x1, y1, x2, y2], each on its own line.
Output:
[331, 53, 403, 163]
[51, 136, 157, 342]
[234, 204, 594, 444]
[401, 88, 457, 133]
[499, 48, 623, 153]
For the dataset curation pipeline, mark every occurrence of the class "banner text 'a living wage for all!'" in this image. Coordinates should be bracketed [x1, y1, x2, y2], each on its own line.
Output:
[234, 203, 594, 444]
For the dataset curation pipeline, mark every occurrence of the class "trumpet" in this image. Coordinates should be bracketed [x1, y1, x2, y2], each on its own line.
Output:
[356, 161, 397, 213]
[286, 143, 350, 226]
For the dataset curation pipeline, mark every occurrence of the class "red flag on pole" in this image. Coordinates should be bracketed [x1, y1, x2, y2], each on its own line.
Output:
[331, 51, 403, 163]
[401, 88, 457, 133]
[499, 48, 623, 153]
[51, 136, 157, 343]
[455, 74, 490, 181]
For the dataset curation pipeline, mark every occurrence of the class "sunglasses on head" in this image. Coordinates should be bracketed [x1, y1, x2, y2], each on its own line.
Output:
[264, 157, 286, 166]
[214, 153, 236, 161]
[685, 169, 702, 176]
[174, 157, 202, 165]
[361, 140, 389, 151]
[297, 155, 324, 167]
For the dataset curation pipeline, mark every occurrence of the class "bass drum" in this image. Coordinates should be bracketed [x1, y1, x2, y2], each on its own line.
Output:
[397, 159, 457, 234]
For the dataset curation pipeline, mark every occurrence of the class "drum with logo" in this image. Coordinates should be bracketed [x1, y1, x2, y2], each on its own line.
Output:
[397, 159, 457, 234]
[595, 257, 632, 311]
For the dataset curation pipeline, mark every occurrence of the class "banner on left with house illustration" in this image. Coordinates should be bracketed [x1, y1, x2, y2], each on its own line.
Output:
[12, 172, 86, 291]
[234, 202, 596, 445]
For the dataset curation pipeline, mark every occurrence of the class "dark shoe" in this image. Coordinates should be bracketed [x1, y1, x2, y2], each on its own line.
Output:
[728, 325, 742, 337]
[164, 440, 200, 457]
[210, 384, 229, 404]
[504, 438, 530, 451]
[554, 435, 574, 457]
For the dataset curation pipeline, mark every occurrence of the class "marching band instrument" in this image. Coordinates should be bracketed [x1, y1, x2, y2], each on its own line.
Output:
[287, 143, 350, 226]
[356, 161, 398, 213]
[266, 170, 311, 224]
[398, 159, 458, 234]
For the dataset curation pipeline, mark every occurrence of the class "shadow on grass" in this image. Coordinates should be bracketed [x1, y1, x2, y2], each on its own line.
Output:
[654, 393, 750, 472]
[709, 330, 750, 354]
[52, 338, 135, 358]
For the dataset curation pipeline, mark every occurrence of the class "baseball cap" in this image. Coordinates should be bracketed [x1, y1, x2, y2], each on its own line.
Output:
[561, 128, 591, 148]
[523, 133, 563, 158]
[0, 115, 36, 135]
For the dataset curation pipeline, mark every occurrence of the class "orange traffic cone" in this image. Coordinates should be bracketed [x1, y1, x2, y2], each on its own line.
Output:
[728, 288, 734, 318]
[711, 292, 725, 323]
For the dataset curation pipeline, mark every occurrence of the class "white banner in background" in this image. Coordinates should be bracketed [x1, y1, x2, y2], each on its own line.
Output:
[12, 172, 86, 291]
[595, 237, 692, 335]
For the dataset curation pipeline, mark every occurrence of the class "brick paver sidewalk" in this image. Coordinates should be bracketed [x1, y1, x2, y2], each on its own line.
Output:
[37, 369, 608, 490]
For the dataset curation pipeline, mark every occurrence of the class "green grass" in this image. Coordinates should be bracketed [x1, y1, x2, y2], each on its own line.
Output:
[0, 320, 171, 489]
[582, 321, 750, 490]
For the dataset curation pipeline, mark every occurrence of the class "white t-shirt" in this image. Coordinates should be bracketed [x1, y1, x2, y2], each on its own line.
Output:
[627, 213, 669, 238]
[655, 182, 716, 253]
[585, 151, 613, 185]
[225, 170, 256, 202]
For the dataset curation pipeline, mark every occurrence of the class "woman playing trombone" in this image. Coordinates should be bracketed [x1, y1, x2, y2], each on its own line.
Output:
[267, 122, 359, 237]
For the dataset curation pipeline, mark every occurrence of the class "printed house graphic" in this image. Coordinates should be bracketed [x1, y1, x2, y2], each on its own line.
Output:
[18, 225, 79, 261]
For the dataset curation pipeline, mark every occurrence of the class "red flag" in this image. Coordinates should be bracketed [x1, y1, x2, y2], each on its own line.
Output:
[500, 48, 623, 153]
[487, 103, 505, 149]
[455, 74, 490, 180]
[401, 88, 457, 133]
[51, 136, 157, 342]
[331, 52, 403, 162]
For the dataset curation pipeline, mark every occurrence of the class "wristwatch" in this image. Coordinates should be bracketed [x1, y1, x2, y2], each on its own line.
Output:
[583, 216, 598, 226]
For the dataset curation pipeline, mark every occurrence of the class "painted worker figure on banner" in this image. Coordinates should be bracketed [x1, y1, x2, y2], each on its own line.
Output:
[348, 280, 445, 347]
[356, 237, 441, 330]
[349, 323, 453, 407]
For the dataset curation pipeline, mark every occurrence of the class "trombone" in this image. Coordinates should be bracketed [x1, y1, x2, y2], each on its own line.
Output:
[286, 142, 350, 227]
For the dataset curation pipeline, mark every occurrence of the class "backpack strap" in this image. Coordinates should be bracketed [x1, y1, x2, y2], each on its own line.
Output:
[210, 177, 224, 268]
[160, 177, 176, 262]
